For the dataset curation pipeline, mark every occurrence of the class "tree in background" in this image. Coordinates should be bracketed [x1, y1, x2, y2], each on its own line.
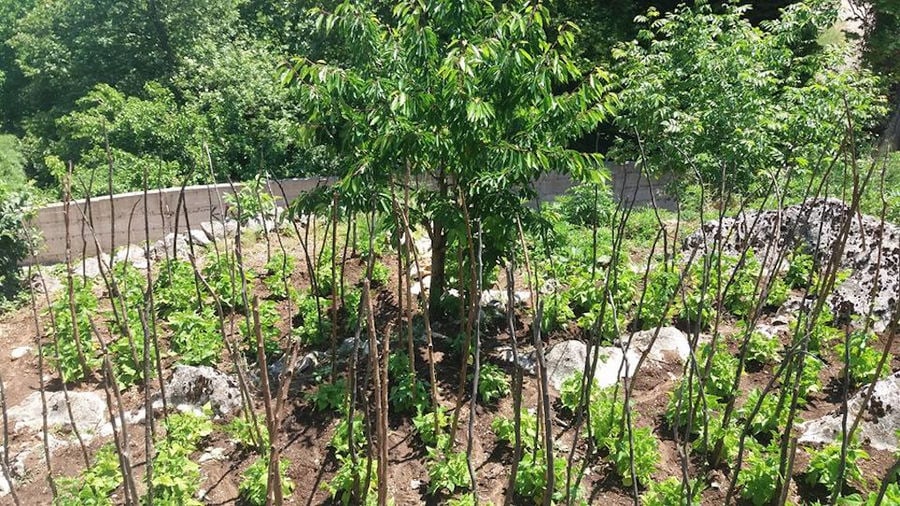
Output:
[612, 0, 887, 199]
[288, 0, 615, 309]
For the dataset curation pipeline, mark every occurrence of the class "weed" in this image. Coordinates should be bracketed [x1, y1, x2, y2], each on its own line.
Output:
[388, 354, 429, 414]
[698, 342, 740, 400]
[292, 291, 331, 346]
[739, 388, 787, 437]
[150, 409, 213, 504]
[743, 325, 781, 365]
[638, 265, 679, 330]
[514, 449, 581, 505]
[239, 456, 295, 506]
[154, 259, 198, 317]
[370, 260, 389, 286]
[589, 385, 626, 446]
[203, 254, 255, 313]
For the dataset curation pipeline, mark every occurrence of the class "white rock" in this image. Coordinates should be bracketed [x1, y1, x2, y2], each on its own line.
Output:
[616, 327, 690, 365]
[0, 474, 9, 497]
[10, 346, 31, 361]
[187, 229, 211, 247]
[544, 340, 639, 391]
[76, 254, 111, 279]
[7, 391, 108, 436]
[200, 219, 238, 241]
[165, 365, 242, 418]
[800, 371, 900, 451]
[112, 244, 146, 266]
[199, 447, 226, 463]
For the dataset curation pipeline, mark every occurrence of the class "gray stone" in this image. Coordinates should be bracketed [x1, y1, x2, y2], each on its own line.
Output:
[10, 346, 31, 361]
[76, 254, 110, 279]
[616, 327, 690, 366]
[480, 289, 531, 308]
[151, 233, 191, 261]
[544, 340, 639, 391]
[165, 365, 242, 418]
[800, 371, 900, 452]
[7, 391, 108, 435]
[200, 219, 238, 241]
[0, 474, 8, 497]
[496, 346, 537, 375]
[683, 198, 900, 331]
[186, 229, 211, 247]
[112, 244, 147, 269]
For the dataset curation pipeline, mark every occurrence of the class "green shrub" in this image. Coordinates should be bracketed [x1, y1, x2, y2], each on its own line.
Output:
[370, 260, 389, 286]
[55, 444, 122, 506]
[224, 174, 278, 223]
[388, 354, 429, 414]
[46, 276, 101, 383]
[606, 426, 659, 487]
[589, 385, 626, 446]
[330, 414, 365, 455]
[413, 407, 450, 447]
[225, 416, 270, 452]
[492, 410, 539, 451]
[203, 254, 254, 312]
[306, 378, 347, 413]
[239, 299, 282, 360]
[837, 328, 890, 387]
[698, 342, 740, 400]
[154, 259, 198, 317]
[638, 265, 679, 329]
[322, 454, 378, 506]
[738, 445, 781, 506]
[475, 363, 510, 404]
[804, 438, 868, 493]
[239, 456, 295, 506]
[0, 184, 33, 305]
[514, 449, 580, 505]
[167, 307, 223, 366]
[640, 477, 703, 506]
[151, 410, 213, 504]
[744, 325, 781, 365]
[263, 252, 295, 300]
[292, 291, 331, 346]
[426, 438, 470, 494]
[556, 182, 615, 227]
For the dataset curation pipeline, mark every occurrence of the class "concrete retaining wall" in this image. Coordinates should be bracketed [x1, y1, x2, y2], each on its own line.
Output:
[24, 165, 669, 265]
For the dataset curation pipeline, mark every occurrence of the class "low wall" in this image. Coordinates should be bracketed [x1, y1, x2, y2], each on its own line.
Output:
[24, 165, 670, 265]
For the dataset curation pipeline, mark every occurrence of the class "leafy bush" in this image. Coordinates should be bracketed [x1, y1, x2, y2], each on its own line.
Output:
[514, 449, 579, 505]
[322, 454, 378, 506]
[492, 410, 539, 451]
[0, 184, 33, 305]
[306, 378, 347, 413]
[388, 354, 429, 414]
[640, 477, 703, 506]
[239, 456, 295, 506]
[739, 388, 787, 438]
[556, 181, 615, 228]
[370, 260, 389, 287]
[738, 445, 781, 506]
[426, 438, 470, 495]
[804, 439, 869, 493]
[589, 385, 626, 446]
[154, 259, 198, 317]
[744, 325, 781, 365]
[263, 252, 295, 300]
[837, 328, 890, 387]
[330, 414, 365, 456]
[55, 444, 122, 506]
[560, 371, 596, 413]
[46, 276, 101, 383]
[475, 363, 510, 404]
[292, 291, 331, 346]
[239, 299, 282, 360]
[606, 426, 659, 487]
[203, 254, 254, 312]
[540, 289, 574, 335]
[225, 416, 270, 452]
[698, 342, 740, 400]
[152, 410, 213, 504]
[786, 250, 816, 288]
[638, 265, 680, 330]
[666, 377, 722, 433]
[224, 174, 278, 223]
[167, 307, 223, 366]
[413, 407, 450, 447]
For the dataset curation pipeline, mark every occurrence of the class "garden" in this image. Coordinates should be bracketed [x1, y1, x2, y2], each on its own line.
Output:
[0, 1, 899, 506]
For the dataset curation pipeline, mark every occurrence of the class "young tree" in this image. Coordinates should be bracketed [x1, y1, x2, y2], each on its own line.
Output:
[612, 1, 887, 199]
[287, 0, 615, 310]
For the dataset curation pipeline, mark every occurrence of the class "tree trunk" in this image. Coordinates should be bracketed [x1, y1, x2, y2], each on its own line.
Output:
[428, 222, 447, 320]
